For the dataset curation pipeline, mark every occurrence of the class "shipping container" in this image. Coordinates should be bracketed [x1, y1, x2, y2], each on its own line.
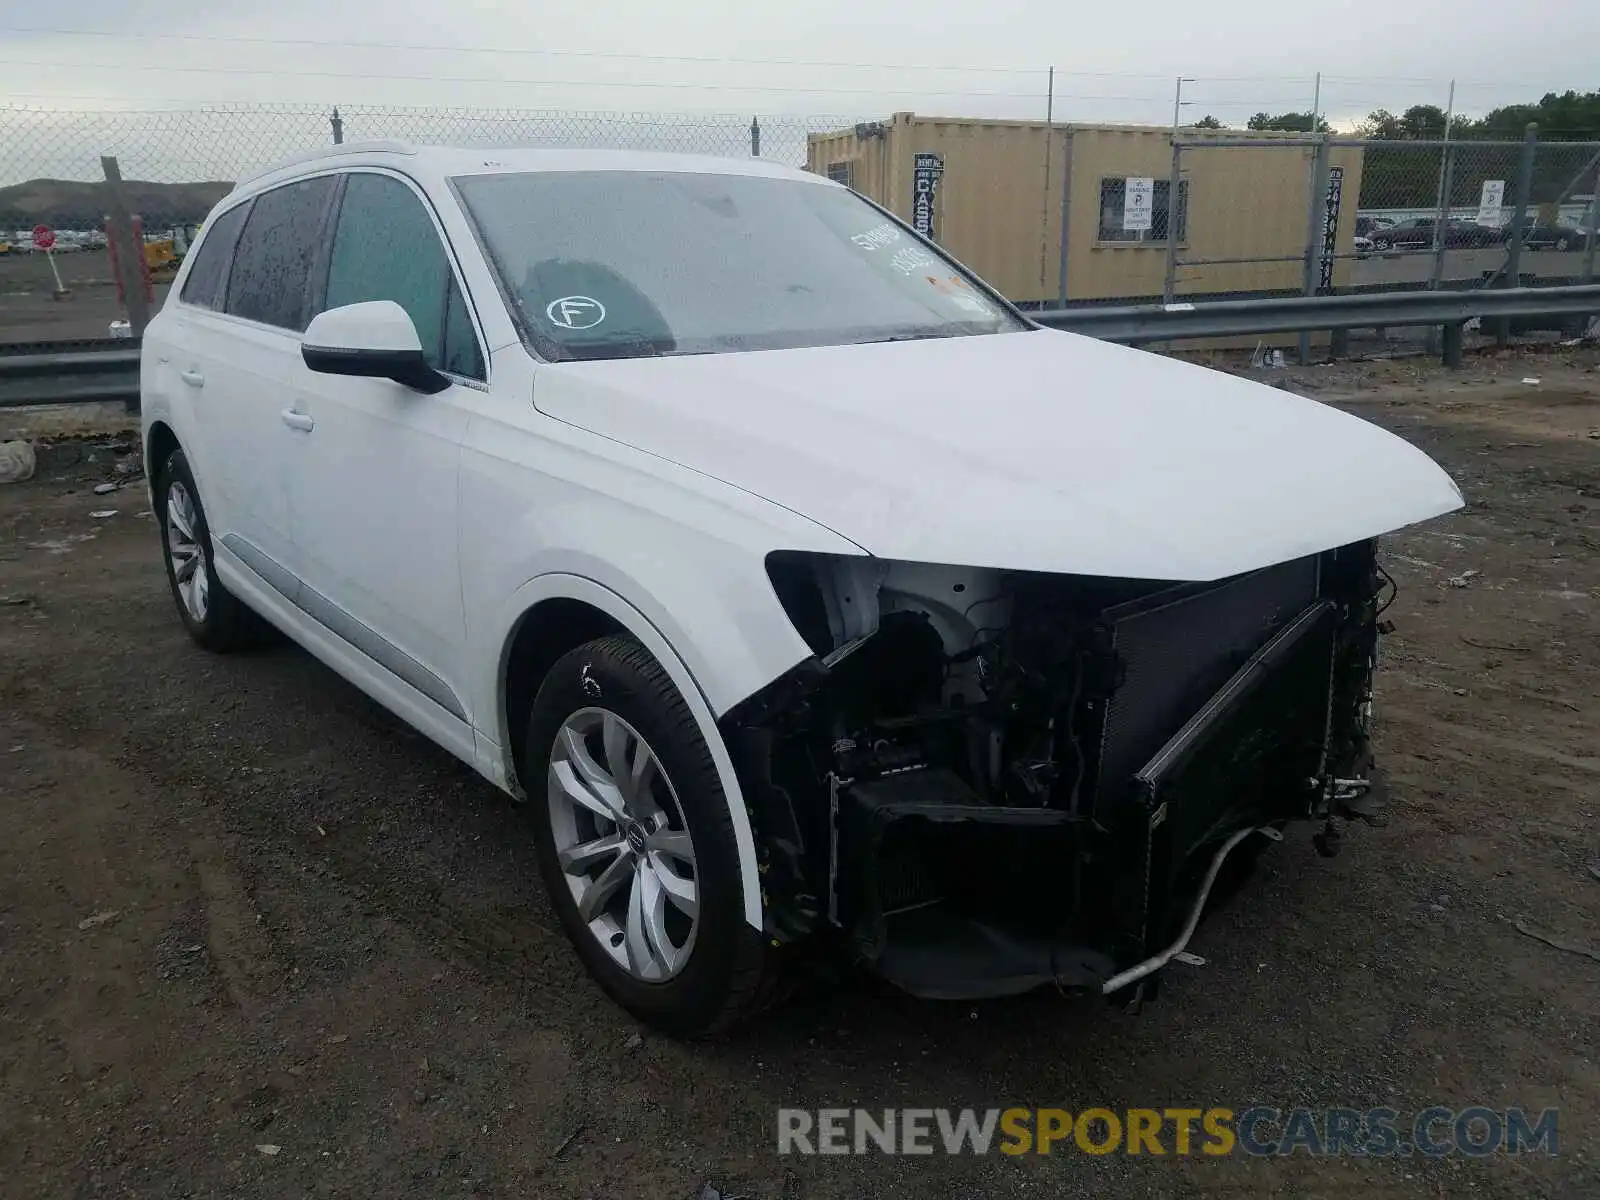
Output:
[806, 113, 1367, 320]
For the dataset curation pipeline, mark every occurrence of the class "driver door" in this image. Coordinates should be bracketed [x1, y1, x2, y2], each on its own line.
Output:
[283, 170, 488, 729]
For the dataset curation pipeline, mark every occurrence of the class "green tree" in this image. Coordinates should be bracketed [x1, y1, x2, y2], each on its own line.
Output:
[1476, 90, 1600, 140]
[1246, 111, 1331, 133]
[1359, 105, 1452, 139]
[1191, 114, 1225, 129]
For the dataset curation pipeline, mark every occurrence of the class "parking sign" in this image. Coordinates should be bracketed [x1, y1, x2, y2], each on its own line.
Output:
[1123, 178, 1154, 233]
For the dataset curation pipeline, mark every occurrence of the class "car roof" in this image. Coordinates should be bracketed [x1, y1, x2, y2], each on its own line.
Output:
[231, 141, 830, 202]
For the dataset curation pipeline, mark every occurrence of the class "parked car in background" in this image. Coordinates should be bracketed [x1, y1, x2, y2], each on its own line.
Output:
[140, 142, 1462, 1036]
[1504, 217, 1591, 251]
[1369, 217, 1506, 251]
[1354, 215, 1395, 238]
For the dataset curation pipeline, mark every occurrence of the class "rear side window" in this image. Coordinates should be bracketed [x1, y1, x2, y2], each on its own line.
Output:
[178, 201, 249, 310]
[224, 176, 337, 331]
[322, 172, 484, 379]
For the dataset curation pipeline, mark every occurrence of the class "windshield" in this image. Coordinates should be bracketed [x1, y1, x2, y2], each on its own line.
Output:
[452, 169, 1028, 361]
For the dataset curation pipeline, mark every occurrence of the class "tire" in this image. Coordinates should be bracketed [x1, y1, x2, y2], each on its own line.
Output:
[1555, 236, 1572, 252]
[524, 635, 775, 1037]
[155, 448, 268, 652]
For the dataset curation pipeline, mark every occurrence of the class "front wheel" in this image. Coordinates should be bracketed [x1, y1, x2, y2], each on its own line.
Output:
[524, 635, 775, 1037]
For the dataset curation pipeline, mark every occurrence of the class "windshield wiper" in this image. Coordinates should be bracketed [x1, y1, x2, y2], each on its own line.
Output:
[855, 330, 963, 345]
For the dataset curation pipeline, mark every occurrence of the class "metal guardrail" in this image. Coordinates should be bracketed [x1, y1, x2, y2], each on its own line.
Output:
[0, 340, 140, 410]
[1034, 284, 1600, 366]
[3, 282, 1598, 411]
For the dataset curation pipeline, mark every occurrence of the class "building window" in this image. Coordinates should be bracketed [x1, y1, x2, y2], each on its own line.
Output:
[826, 161, 855, 189]
[1097, 177, 1189, 244]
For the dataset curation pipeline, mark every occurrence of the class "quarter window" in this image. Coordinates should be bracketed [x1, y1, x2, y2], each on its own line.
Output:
[179, 201, 250, 311]
[224, 176, 337, 329]
[322, 173, 484, 380]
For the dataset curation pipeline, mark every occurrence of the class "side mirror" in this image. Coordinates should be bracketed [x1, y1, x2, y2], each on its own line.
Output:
[301, 300, 449, 394]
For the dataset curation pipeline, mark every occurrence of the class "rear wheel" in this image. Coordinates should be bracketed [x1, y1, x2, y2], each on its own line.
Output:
[156, 449, 268, 652]
[524, 635, 774, 1036]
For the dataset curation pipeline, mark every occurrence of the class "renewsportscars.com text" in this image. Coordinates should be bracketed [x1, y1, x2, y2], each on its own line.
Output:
[777, 1106, 1558, 1157]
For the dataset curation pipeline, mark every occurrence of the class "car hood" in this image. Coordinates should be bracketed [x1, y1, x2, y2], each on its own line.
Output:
[534, 328, 1462, 581]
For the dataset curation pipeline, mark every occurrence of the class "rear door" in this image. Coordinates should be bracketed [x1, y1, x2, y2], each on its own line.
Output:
[283, 169, 487, 726]
[180, 175, 340, 590]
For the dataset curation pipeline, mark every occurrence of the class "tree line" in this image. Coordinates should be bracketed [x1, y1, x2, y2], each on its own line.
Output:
[1189, 91, 1600, 211]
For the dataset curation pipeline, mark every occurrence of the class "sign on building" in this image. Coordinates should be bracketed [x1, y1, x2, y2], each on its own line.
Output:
[1318, 165, 1345, 294]
[912, 153, 944, 240]
[1477, 180, 1506, 227]
[1123, 177, 1154, 232]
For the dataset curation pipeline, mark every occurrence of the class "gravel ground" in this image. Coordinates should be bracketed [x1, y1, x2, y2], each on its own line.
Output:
[0, 349, 1596, 1198]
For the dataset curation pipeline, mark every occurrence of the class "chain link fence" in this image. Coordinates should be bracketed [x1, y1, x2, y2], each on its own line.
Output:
[0, 102, 852, 227]
[0, 102, 856, 342]
[1164, 133, 1600, 306]
[1, 101, 1596, 348]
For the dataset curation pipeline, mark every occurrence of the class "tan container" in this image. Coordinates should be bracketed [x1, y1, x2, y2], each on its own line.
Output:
[809, 113, 1067, 304]
[806, 114, 1367, 331]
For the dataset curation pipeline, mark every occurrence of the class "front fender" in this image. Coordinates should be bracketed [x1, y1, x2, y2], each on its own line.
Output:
[484, 572, 774, 930]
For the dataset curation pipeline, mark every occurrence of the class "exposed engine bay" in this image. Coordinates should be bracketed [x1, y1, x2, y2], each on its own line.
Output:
[719, 542, 1390, 1003]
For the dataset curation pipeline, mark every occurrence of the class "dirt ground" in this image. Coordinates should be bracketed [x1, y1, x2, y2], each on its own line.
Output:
[0, 349, 1596, 1199]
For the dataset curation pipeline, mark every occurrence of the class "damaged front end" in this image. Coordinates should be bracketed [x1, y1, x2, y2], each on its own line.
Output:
[719, 543, 1390, 1004]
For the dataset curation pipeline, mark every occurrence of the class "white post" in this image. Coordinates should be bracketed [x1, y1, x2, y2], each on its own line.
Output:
[45, 246, 66, 296]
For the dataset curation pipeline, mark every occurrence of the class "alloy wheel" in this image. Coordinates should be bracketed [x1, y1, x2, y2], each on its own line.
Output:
[165, 480, 209, 622]
[546, 707, 699, 982]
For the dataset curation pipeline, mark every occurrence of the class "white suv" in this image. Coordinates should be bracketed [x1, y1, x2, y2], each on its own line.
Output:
[142, 142, 1461, 1035]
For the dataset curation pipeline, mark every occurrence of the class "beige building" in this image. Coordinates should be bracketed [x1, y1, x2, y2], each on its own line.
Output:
[806, 113, 1366, 308]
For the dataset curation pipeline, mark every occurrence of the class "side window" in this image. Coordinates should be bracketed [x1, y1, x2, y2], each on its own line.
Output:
[224, 176, 337, 330]
[179, 201, 249, 310]
[323, 173, 484, 380]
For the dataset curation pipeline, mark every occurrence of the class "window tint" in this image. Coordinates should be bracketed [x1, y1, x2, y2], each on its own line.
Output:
[323, 173, 483, 379]
[179, 201, 249, 310]
[224, 176, 336, 330]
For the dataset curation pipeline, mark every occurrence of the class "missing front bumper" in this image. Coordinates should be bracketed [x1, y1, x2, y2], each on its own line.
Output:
[830, 598, 1343, 1001]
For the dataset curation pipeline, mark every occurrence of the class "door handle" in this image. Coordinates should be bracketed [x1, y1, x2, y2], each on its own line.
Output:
[180, 369, 205, 388]
[280, 409, 315, 432]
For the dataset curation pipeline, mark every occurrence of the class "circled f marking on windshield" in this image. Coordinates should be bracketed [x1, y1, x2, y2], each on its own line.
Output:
[546, 296, 607, 330]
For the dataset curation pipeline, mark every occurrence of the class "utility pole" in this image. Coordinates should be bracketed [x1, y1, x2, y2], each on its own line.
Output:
[330, 107, 344, 146]
[1311, 72, 1321, 130]
[1423, 80, 1457, 356]
[1163, 77, 1191, 304]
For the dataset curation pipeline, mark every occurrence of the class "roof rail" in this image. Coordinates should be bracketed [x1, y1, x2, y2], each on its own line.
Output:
[233, 139, 418, 189]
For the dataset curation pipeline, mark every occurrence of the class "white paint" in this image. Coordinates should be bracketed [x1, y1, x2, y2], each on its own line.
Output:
[143, 145, 1464, 947]
[302, 300, 423, 353]
[850, 223, 900, 250]
[541, 326, 1463, 582]
[1123, 177, 1155, 232]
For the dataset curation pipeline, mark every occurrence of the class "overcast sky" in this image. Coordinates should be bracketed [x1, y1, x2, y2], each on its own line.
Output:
[2, 0, 1595, 130]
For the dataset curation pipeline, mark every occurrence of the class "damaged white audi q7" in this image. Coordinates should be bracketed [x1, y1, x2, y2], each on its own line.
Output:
[140, 143, 1462, 1036]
